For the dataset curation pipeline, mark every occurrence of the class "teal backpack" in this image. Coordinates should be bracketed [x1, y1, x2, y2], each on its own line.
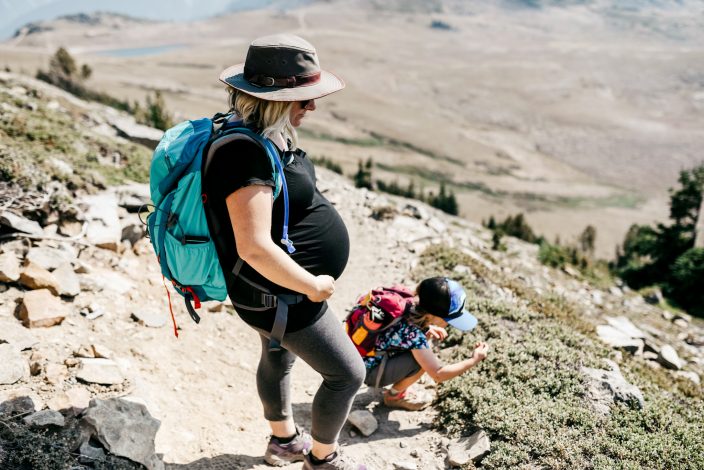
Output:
[147, 113, 296, 336]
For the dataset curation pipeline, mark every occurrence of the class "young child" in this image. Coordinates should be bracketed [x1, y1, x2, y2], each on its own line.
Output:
[358, 277, 489, 411]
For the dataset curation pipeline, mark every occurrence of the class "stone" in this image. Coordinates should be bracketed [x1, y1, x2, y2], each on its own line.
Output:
[53, 262, 81, 297]
[81, 193, 122, 251]
[108, 115, 164, 148]
[19, 262, 61, 295]
[643, 288, 664, 305]
[19, 289, 67, 328]
[131, 310, 167, 328]
[0, 343, 28, 384]
[116, 183, 150, 213]
[47, 387, 92, 413]
[79, 441, 106, 464]
[92, 344, 113, 359]
[0, 252, 21, 282]
[76, 358, 124, 385]
[658, 345, 683, 370]
[45, 363, 68, 385]
[581, 365, 645, 414]
[25, 246, 76, 271]
[447, 430, 491, 466]
[643, 351, 659, 361]
[347, 410, 378, 437]
[209, 302, 226, 313]
[676, 371, 700, 385]
[427, 217, 447, 234]
[59, 220, 84, 237]
[74, 345, 96, 358]
[0, 320, 38, 350]
[23, 409, 65, 428]
[596, 325, 644, 355]
[121, 223, 145, 246]
[81, 398, 164, 470]
[605, 316, 646, 339]
[685, 333, 704, 347]
[0, 211, 42, 235]
[0, 396, 35, 417]
[673, 318, 689, 329]
[0, 388, 44, 412]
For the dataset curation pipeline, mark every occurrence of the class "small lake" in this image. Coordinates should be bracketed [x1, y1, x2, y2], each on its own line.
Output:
[95, 44, 185, 58]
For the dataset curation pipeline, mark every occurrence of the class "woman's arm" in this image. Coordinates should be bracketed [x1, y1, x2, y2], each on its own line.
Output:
[226, 184, 334, 302]
[411, 342, 489, 383]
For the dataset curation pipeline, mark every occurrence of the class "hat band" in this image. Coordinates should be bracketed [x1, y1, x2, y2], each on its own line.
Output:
[245, 71, 321, 88]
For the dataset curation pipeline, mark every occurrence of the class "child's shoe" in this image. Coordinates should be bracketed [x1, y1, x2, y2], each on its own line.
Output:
[301, 449, 370, 469]
[264, 427, 312, 466]
[383, 388, 430, 411]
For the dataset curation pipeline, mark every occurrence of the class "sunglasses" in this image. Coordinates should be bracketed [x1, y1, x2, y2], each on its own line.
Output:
[299, 99, 313, 109]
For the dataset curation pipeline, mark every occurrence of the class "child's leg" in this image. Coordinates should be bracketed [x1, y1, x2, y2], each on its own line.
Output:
[364, 351, 423, 389]
[390, 367, 425, 394]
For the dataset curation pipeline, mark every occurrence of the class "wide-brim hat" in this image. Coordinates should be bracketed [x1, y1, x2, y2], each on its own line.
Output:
[418, 277, 478, 332]
[219, 34, 345, 102]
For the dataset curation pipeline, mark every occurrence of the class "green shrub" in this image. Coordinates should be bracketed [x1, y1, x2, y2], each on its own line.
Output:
[666, 247, 704, 315]
[417, 244, 704, 469]
[310, 155, 343, 174]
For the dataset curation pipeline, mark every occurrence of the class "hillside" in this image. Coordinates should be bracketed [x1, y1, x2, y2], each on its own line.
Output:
[1, 1, 703, 258]
[0, 72, 703, 469]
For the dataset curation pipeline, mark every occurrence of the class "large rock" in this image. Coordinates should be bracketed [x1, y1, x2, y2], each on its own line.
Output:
[581, 363, 644, 414]
[0, 319, 38, 350]
[605, 316, 646, 339]
[19, 289, 67, 328]
[347, 410, 378, 437]
[0, 343, 28, 384]
[0, 252, 21, 282]
[53, 262, 81, 297]
[115, 183, 151, 213]
[595, 325, 644, 355]
[447, 430, 491, 466]
[25, 246, 76, 271]
[108, 115, 163, 149]
[0, 388, 44, 412]
[81, 398, 164, 470]
[76, 358, 124, 385]
[47, 386, 92, 414]
[131, 310, 167, 328]
[81, 193, 122, 251]
[23, 409, 65, 428]
[0, 211, 42, 235]
[658, 345, 683, 370]
[19, 262, 61, 295]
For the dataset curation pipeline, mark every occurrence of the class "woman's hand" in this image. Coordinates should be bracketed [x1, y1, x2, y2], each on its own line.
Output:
[307, 275, 335, 302]
[426, 325, 448, 342]
[472, 342, 489, 362]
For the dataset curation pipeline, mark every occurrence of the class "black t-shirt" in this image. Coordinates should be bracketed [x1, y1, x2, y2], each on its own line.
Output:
[202, 136, 350, 333]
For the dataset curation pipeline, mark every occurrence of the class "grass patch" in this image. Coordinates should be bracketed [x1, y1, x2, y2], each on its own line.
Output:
[415, 244, 704, 469]
[0, 86, 151, 193]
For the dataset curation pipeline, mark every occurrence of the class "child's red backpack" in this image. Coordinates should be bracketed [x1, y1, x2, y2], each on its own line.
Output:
[344, 285, 415, 357]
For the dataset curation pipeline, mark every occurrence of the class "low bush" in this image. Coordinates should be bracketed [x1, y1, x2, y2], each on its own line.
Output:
[416, 244, 704, 469]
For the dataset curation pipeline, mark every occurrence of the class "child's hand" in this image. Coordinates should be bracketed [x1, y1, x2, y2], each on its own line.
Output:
[472, 342, 489, 361]
[426, 325, 448, 342]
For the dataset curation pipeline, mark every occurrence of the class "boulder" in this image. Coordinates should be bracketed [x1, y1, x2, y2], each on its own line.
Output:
[0, 396, 35, 416]
[0, 211, 42, 235]
[347, 410, 378, 437]
[81, 398, 163, 470]
[447, 430, 491, 467]
[115, 183, 151, 212]
[76, 358, 124, 385]
[596, 325, 644, 355]
[108, 115, 163, 149]
[121, 223, 145, 246]
[19, 289, 67, 328]
[658, 345, 684, 370]
[0, 252, 21, 282]
[23, 409, 65, 428]
[581, 363, 644, 414]
[53, 262, 81, 297]
[19, 262, 61, 295]
[0, 343, 28, 384]
[0, 388, 44, 412]
[79, 441, 107, 464]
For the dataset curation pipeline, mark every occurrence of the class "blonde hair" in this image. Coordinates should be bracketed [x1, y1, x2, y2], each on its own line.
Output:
[228, 89, 298, 149]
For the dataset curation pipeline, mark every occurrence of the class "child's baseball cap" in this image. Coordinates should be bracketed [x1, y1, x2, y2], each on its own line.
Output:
[417, 277, 478, 331]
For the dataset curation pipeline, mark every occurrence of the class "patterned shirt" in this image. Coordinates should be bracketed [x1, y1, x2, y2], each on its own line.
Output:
[363, 318, 430, 369]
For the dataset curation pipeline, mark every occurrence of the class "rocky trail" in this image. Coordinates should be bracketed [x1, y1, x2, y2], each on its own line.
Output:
[0, 72, 702, 469]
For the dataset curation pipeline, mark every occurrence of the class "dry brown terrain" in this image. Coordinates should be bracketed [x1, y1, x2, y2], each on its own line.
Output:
[2, 1, 703, 258]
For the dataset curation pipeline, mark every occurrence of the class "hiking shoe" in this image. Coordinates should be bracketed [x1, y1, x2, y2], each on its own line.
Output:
[302, 450, 370, 470]
[383, 389, 430, 411]
[264, 428, 313, 466]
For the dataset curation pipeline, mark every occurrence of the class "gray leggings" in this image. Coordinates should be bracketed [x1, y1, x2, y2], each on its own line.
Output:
[255, 309, 366, 444]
